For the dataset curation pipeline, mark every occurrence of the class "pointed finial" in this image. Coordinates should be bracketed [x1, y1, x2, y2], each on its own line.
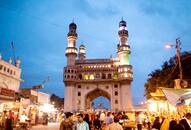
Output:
[8, 57, 12, 64]
[121, 17, 123, 21]
[16, 57, 21, 68]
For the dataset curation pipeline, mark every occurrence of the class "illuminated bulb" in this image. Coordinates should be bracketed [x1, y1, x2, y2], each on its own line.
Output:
[165, 44, 173, 49]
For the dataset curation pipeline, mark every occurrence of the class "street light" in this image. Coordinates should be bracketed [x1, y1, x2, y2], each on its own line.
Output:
[165, 38, 182, 81]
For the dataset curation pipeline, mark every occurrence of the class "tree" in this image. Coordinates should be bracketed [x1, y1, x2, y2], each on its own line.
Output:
[144, 51, 191, 99]
[50, 94, 64, 109]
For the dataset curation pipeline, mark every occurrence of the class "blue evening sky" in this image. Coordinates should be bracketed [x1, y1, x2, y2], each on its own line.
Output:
[0, 0, 190, 105]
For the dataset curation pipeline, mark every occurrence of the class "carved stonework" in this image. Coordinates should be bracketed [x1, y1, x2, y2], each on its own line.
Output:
[64, 20, 133, 112]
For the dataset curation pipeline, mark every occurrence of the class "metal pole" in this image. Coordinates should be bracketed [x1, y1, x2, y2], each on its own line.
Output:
[11, 41, 16, 65]
[176, 38, 183, 80]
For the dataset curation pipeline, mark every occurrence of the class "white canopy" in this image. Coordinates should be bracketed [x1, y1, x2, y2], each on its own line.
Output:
[160, 88, 191, 106]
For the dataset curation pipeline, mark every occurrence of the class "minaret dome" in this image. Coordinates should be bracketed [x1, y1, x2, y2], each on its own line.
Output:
[69, 22, 77, 30]
[119, 20, 126, 28]
[79, 44, 86, 54]
[78, 44, 86, 60]
[68, 22, 78, 37]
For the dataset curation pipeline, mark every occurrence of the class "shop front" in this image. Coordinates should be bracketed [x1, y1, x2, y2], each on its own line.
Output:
[0, 87, 17, 111]
[0, 87, 20, 127]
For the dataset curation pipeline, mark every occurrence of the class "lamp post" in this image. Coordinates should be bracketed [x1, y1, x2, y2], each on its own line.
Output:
[175, 38, 183, 81]
[165, 38, 182, 81]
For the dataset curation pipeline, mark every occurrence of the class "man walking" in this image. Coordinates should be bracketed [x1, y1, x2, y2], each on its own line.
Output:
[135, 113, 143, 130]
[60, 112, 74, 130]
[179, 112, 191, 130]
[77, 114, 89, 130]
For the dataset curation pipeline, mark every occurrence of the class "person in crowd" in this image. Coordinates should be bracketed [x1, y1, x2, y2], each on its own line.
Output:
[169, 119, 177, 130]
[179, 112, 191, 130]
[105, 112, 113, 126]
[42, 113, 48, 125]
[105, 116, 123, 130]
[145, 115, 151, 130]
[83, 114, 91, 130]
[147, 121, 151, 130]
[77, 114, 89, 130]
[58, 111, 64, 124]
[118, 113, 124, 126]
[5, 110, 13, 130]
[160, 116, 165, 127]
[136, 113, 143, 130]
[60, 112, 74, 130]
[93, 115, 101, 130]
[90, 113, 95, 127]
[1, 110, 7, 130]
[150, 114, 155, 126]
[100, 112, 106, 124]
[174, 124, 185, 130]
[160, 117, 170, 130]
[152, 116, 161, 130]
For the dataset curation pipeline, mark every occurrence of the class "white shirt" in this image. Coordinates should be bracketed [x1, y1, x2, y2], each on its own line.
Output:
[135, 115, 142, 124]
[77, 121, 89, 130]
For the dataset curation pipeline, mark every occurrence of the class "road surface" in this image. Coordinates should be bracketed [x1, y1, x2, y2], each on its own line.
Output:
[31, 123, 59, 130]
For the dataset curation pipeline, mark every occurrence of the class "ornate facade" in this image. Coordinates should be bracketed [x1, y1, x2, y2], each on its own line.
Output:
[0, 54, 22, 102]
[63, 20, 133, 112]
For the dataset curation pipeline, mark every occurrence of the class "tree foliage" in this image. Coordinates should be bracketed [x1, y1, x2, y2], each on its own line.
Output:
[50, 94, 64, 109]
[144, 51, 191, 99]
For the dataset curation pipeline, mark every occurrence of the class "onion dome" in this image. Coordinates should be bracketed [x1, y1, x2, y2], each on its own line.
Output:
[69, 22, 77, 30]
[119, 20, 126, 27]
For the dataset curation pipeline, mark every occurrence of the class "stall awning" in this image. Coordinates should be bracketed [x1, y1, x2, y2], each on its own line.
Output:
[160, 88, 191, 106]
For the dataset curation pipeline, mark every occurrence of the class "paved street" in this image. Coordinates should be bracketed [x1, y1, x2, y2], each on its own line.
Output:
[31, 123, 59, 130]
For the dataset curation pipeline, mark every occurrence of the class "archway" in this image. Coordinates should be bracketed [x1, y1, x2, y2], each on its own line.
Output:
[85, 89, 111, 111]
[92, 96, 110, 110]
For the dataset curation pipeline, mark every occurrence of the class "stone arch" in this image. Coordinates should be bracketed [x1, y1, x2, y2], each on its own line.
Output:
[85, 88, 111, 110]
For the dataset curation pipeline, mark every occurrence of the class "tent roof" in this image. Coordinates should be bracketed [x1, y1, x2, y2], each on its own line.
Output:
[159, 88, 191, 106]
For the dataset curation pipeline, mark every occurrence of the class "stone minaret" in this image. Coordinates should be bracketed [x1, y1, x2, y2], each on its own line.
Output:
[64, 22, 78, 112]
[117, 19, 131, 65]
[117, 19, 133, 111]
[65, 22, 78, 66]
[78, 44, 86, 61]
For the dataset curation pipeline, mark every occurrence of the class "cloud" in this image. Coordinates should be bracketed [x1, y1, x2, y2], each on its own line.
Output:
[139, 0, 171, 17]
[81, 0, 120, 18]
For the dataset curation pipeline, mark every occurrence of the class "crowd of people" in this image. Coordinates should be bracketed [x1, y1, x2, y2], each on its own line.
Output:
[59, 111, 127, 130]
[0, 110, 15, 130]
[1, 110, 190, 130]
[59, 111, 191, 130]
[149, 112, 191, 130]
[0, 110, 33, 130]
